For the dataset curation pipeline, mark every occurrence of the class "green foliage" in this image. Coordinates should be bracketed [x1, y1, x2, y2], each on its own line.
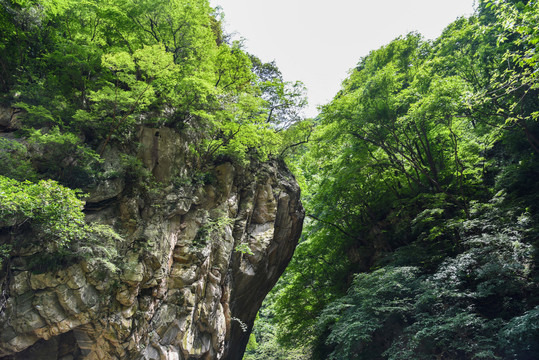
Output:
[0, 137, 37, 181]
[0, 175, 86, 248]
[74, 224, 124, 274]
[500, 305, 539, 358]
[249, 54, 308, 129]
[0, 0, 309, 304]
[264, 2, 539, 359]
[473, 0, 539, 153]
[193, 211, 233, 248]
[278, 119, 314, 159]
[27, 127, 101, 188]
[4, 1, 539, 359]
[1, 0, 306, 168]
[316, 198, 535, 360]
[319, 267, 421, 360]
[24, 223, 123, 274]
[0, 243, 12, 270]
[235, 243, 254, 256]
[243, 295, 311, 360]
[0, 175, 123, 272]
[119, 154, 151, 185]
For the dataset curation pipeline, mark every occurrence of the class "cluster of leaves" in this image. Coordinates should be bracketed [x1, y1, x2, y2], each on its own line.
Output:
[0, 176, 121, 272]
[0, 175, 87, 247]
[319, 197, 537, 359]
[248, 1, 539, 359]
[243, 292, 311, 360]
[192, 210, 233, 248]
[0, 137, 36, 181]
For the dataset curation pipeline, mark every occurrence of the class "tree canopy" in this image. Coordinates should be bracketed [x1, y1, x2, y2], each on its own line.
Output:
[0, 0, 307, 168]
[245, 1, 539, 359]
[0, 0, 307, 278]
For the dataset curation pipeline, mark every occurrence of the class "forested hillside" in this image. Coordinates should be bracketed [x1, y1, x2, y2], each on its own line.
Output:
[245, 1, 539, 359]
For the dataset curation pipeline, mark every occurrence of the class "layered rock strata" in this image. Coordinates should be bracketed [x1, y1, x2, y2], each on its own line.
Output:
[0, 127, 304, 359]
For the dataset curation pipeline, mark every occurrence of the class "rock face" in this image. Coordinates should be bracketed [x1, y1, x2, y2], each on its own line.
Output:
[0, 127, 304, 359]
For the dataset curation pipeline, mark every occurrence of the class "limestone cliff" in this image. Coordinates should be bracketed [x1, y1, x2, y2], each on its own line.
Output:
[0, 126, 304, 359]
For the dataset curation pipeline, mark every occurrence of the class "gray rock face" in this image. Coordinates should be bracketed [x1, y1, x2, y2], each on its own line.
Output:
[0, 127, 304, 360]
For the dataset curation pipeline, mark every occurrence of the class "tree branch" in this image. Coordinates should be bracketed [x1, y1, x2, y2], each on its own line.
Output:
[307, 214, 358, 242]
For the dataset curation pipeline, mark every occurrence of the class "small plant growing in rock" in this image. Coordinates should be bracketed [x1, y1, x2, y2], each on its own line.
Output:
[193, 211, 234, 248]
[235, 243, 254, 255]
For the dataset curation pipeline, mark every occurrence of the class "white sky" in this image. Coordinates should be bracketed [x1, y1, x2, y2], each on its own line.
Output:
[210, 0, 476, 118]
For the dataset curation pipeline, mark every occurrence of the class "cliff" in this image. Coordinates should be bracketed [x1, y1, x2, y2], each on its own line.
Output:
[0, 126, 304, 359]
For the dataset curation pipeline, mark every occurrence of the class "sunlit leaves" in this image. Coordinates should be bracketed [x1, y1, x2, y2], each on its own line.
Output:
[0, 175, 86, 248]
[214, 41, 254, 92]
[266, 4, 539, 359]
[260, 79, 307, 129]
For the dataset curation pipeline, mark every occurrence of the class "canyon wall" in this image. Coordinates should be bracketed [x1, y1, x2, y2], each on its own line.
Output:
[0, 126, 304, 360]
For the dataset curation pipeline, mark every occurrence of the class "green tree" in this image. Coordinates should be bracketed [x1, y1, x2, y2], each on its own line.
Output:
[267, 3, 539, 358]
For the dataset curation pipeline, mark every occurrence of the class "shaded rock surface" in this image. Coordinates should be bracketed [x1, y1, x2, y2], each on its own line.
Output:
[0, 126, 304, 359]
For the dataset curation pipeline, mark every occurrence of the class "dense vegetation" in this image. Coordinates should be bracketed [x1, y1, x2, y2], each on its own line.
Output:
[0, 0, 306, 272]
[1, 0, 538, 359]
[245, 1, 539, 359]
